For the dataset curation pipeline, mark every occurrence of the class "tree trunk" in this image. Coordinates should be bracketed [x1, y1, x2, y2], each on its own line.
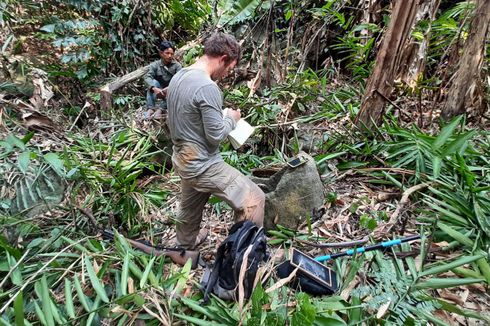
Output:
[396, 0, 441, 88]
[441, 0, 490, 120]
[99, 65, 149, 110]
[355, 0, 421, 129]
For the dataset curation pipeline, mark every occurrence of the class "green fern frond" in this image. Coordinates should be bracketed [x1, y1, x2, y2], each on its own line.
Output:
[217, 0, 262, 27]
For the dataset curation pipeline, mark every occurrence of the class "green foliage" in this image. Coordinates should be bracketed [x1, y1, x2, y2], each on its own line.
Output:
[66, 128, 169, 231]
[0, 226, 199, 325]
[0, 133, 67, 216]
[37, 0, 209, 80]
[427, 1, 476, 70]
[154, 0, 210, 33]
[331, 23, 380, 79]
[375, 117, 490, 246]
[217, 0, 263, 27]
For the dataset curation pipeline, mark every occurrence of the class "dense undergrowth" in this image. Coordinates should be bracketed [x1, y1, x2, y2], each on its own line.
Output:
[1, 0, 489, 325]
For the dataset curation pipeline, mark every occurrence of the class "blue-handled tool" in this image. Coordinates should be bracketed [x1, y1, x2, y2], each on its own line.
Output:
[314, 234, 421, 262]
[278, 234, 421, 296]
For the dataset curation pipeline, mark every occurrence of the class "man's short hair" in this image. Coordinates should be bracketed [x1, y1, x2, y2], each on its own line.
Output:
[158, 40, 175, 52]
[203, 32, 241, 64]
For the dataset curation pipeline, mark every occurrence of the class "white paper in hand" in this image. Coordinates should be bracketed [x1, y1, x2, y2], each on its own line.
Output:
[228, 119, 255, 149]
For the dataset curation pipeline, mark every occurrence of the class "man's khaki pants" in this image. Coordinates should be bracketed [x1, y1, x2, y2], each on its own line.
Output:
[176, 161, 265, 249]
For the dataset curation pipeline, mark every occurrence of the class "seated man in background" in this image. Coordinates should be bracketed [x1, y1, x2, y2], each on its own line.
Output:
[144, 40, 182, 119]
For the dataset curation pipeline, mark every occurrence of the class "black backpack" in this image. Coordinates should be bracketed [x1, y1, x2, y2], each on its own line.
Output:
[201, 220, 268, 303]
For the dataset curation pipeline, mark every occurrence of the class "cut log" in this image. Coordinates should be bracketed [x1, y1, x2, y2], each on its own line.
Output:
[99, 65, 150, 110]
[355, 1, 421, 129]
[441, 0, 490, 120]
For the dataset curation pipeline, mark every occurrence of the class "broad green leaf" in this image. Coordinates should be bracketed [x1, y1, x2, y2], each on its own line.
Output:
[316, 151, 348, 165]
[433, 116, 462, 149]
[0, 140, 13, 153]
[43, 152, 65, 176]
[74, 275, 91, 312]
[49, 298, 64, 324]
[452, 267, 484, 279]
[313, 314, 347, 326]
[64, 279, 76, 319]
[34, 301, 47, 326]
[40, 24, 56, 33]
[473, 197, 490, 238]
[291, 293, 316, 326]
[40, 276, 55, 326]
[86, 295, 101, 326]
[348, 295, 362, 323]
[7, 252, 22, 286]
[415, 277, 484, 290]
[139, 256, 156, 288]
[437, 222, 473, 247]
[180, 297, 222, 321]
[174, 313, 226, 326]
[173, 258, 192, 294]
[84, 255, 110, 303]
[476, 257, 490, 284]
[419, 255, 483, 277]
[128, 260, 143, 280]
[218, 0, 262, 26]
[443, 130, 476, 155]
[13, 291, 24, 326]
[17, 151, 30, 174]
[21, 131, 35, 144]
[431, 156, 441, 179]
[436, 298, 490, 322]
[121, 252, 130, 296]
[6, 135, 26, 150]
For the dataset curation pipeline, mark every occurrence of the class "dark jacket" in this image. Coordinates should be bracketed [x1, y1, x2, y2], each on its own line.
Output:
[144, 59, 182, 89]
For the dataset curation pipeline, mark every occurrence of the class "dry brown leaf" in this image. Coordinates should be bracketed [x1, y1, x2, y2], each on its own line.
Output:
[437, 289, 465, 306]
[265, 266, 298, 294]
[238, 245, 253, 312]
[341, 276, 360, 300]
[22, 111, 57, 131]
[128, 276, 135, 294]
[459, 288, 469, 303]
[376, 300, 391, 319]
[247, 69, 262, 97]
[29, 68, 54, 110]
[433, 310, 458, 325]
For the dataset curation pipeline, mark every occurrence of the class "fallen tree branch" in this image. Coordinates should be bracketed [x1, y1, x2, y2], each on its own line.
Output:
[99, 65, 150, 110]
[388, 182, 432, 228]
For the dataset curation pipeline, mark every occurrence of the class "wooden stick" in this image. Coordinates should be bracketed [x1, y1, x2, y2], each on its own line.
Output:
[99, 65, 150, 110]
[388, 182, 432, 227]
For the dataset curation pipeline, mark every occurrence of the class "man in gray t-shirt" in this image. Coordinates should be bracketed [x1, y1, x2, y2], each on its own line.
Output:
[167, 32, 265, 249]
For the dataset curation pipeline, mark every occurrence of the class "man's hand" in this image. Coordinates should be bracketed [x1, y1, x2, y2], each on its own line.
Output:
[228, 109, 241, 122]
[152, 87, 167, 99]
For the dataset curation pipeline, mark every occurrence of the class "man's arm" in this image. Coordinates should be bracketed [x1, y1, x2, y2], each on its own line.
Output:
[144, 62, 158, 90]
[197, 85, 238, 146]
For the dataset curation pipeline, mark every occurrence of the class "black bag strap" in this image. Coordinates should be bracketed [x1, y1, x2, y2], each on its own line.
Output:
[202, 221, 263, 304]
[202, 229, 240, 303]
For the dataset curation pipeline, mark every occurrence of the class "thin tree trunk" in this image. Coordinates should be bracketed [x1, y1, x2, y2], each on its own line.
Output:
[441, 0, 490, 120]
[355, 0, 421, 129]
[397, 0, 441, 87]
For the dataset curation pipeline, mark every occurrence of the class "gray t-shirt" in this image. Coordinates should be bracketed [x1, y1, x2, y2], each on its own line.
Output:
[167, 68, 237, 178]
